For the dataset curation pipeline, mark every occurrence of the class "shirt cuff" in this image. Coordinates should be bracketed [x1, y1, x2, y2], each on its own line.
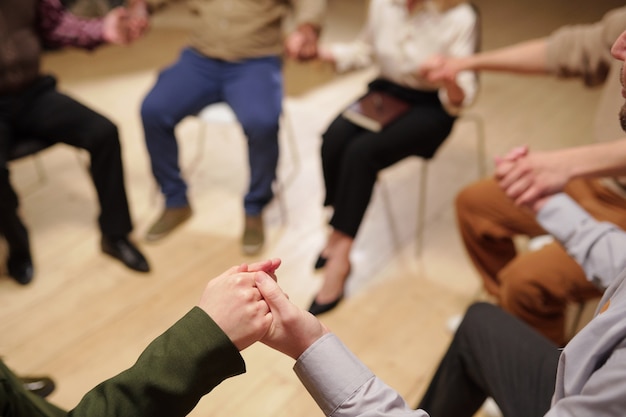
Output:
[536, 193, 592, 243]
[294, 333, 374, 416]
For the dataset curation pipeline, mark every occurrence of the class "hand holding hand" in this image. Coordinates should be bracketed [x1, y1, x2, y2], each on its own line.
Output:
[255, 272, 329, 359]
[495, 146, 571, 211]
[103, 3, 149, 45]
[285, 24, 320, 61]
[197, 264, 277, 351]
[126, 0, 150, 41]
[419, 54, 464, 85]
[103, 7, 131, 44]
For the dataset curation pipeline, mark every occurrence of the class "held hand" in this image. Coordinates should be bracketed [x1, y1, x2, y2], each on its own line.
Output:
[197, 266, 274, 351]
[495, 148, 571, 209]
[419, 54, 464, 84]
[126, 0, 150, 41]
[235, 258, 282, 281]
[255, 272, 329, 360]
[103, 7, 131, 45]
[285, 25, 319, 61]
[493, 145, 529, 182]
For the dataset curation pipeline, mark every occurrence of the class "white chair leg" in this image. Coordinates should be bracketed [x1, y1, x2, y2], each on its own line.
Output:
[379, 177, 402, 252]
[416, 161, 428, 258]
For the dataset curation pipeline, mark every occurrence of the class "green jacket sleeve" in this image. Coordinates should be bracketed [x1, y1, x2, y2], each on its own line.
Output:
[68, 307, 245, 417]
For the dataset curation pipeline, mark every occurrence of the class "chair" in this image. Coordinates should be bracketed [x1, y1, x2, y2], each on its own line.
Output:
[8, 138, 88, 194]
[8, 138, 55, 189]
[378, 112, 487, 256]
[193, 102, 301, 224]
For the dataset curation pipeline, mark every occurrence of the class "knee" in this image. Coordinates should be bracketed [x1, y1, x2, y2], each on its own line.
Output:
[499, 264, 549, 314]
[141, 94, 175, 129]
[86, 117, 120, 152]
[242, 115, 279, 144]
[454, 302, 499, 342]
[456, 180, 489, 215]
[461, 302, 497, 329]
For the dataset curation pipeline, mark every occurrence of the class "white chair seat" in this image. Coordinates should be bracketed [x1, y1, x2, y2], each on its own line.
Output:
[197, 102, 239, 124]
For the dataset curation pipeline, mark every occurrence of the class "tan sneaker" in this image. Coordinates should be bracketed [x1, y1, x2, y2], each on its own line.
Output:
[242, 214, 264, 255]
[145, 206, 192, 242]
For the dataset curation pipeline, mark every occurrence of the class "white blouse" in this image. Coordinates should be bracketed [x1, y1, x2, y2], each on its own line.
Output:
[330, 0, 479, 114]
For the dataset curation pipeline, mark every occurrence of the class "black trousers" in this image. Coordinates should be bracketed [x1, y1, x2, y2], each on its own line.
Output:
[321, 79, 455, 238]
[418, 302, 560, 417]
[0, 76, 132, 261]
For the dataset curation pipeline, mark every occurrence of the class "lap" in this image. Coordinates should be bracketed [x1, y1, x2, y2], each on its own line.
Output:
[500, 241, 602, 302]
[7, 76, 115, 149]
[459, 303, 559, 417]
[323, 103, 455, 169]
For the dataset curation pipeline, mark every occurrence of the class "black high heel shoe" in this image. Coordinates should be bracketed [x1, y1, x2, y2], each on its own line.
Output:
[308, 263, 351, 315]
[314, 253, 327, 270]
[308, 294, 344, 316]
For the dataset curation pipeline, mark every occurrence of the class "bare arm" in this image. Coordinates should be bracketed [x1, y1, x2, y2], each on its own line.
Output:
[496, 139, 626, 210]
[421, 38, 550, 83]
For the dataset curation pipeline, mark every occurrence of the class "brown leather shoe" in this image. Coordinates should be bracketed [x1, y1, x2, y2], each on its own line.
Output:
[145, 206, 192, 242]
[242, 214, 264, 256]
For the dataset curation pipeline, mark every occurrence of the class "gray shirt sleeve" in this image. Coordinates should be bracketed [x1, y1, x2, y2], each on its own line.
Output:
[294, 333, 429, 417]
[536, 193, 626, 290]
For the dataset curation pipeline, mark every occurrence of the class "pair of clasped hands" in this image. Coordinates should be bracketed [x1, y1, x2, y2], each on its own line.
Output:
[197, 258, 330, 359]
[419, 55, 567, 213]
[101, 0, 151, 45]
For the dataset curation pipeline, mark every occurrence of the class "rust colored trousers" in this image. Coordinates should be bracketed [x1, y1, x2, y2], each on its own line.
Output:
[456, 177, 626, 346]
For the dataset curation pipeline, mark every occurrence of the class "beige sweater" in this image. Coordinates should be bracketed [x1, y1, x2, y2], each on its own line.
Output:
[148, 0, 326, 62]
[546, 6, 626, 144]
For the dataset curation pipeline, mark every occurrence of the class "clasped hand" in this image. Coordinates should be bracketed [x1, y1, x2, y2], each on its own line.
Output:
[103, 0, 150, 45]
[198, 259, 329, 359]
[494, 145, 570, 212]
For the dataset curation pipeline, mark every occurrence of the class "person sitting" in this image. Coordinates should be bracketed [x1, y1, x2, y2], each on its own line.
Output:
[138, 0, 325, 256]
[0, 0, 151, 285]
[420, 5, 626, 346]
[309, 0, 479, 315]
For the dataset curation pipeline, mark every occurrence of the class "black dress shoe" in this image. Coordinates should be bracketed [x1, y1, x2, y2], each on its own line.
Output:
[101, 236, 150, 273]
[7, 257, 34, 285]
[313, 253, 327, 270]
[21, 375, 56, 398]
[308, 294, 343, 316]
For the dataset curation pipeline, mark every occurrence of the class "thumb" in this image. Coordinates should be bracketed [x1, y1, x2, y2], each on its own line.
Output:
[255, 272, 288, 314]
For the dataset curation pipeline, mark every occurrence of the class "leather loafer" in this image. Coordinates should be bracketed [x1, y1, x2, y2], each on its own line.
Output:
[308, 294, 343, 316]
[101, 236, 150, 273]
[21, 375, 56, 398]
[7, 256, 34, 285]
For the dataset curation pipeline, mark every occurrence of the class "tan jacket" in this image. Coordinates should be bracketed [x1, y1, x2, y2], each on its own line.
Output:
[546, 6, 626, 143]
[150, 0, 326, 61]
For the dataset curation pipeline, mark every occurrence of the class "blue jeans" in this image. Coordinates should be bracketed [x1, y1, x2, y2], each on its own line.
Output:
[141, 48, 282, 215]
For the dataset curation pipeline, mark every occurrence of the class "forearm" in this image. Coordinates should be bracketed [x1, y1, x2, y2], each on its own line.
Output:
[37, 0, 106, 50]
[463, 39, 550, 75]
[69, 308, 245, 417]
[295, 334, 428, 417]
[562, 139, 626, 179]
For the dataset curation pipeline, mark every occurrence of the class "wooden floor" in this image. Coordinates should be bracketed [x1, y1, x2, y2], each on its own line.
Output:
[1, 0, 624, 415]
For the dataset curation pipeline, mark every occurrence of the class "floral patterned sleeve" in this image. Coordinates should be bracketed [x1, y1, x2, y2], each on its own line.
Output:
[37, 0, 106, 50]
